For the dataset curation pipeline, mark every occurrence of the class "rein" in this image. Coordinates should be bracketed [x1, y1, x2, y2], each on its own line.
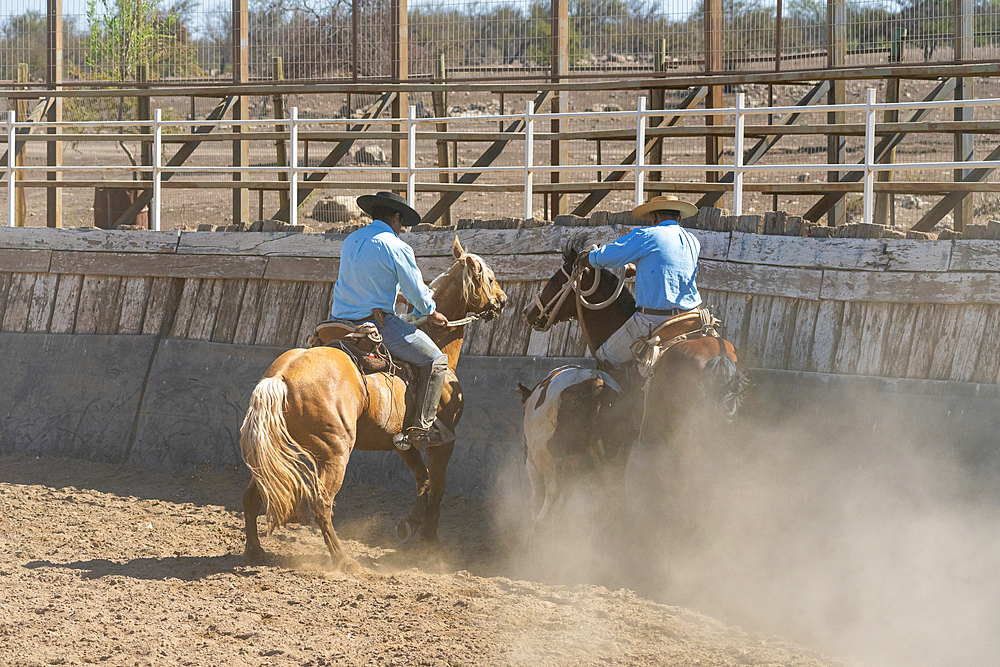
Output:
[530, 261, 627, 341]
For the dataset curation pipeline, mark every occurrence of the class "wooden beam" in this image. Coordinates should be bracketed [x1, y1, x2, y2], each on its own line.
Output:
[696, 80, 831, 208]
[953, 0, 975, 231]
[270, 92, 396, 222]
[111, 96, 238, 227]
[420, 90, 554, 224]
[570, 87, 708, 217]
[827, 0, 847, 227]
[11, 61, 1000, 99]
[272, 56, 288, 211]
[803, 77, 958, 222]
[431, 54, 451, 226]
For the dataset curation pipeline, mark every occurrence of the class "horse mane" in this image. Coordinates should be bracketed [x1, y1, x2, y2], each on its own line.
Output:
[428, 252, 494, 305]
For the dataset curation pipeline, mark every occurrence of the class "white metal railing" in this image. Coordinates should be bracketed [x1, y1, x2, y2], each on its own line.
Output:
[5, 88, 1000, 230]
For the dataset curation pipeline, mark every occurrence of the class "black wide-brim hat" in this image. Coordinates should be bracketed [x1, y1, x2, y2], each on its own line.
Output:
[357, 191, 420, 228]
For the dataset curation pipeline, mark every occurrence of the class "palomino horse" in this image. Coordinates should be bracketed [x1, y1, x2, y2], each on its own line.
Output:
[240, 237, 506, 572]
[519, 236, 750, 533]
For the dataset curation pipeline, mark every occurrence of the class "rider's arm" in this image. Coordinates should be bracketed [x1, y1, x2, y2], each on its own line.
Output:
[588, 228, 650, 270]
[392, 244, 437, 318]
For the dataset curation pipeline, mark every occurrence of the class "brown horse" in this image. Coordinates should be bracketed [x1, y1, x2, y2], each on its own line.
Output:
[240, 237, 506, 572]
[522, 235, 750, 458]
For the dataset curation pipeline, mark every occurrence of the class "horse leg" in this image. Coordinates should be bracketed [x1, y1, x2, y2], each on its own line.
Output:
[524, 457, 546, 546]
[420, 440, 456, 543]
[310, 459, 360, 574]
[396, 447, 430, 542]
[242, 479, 266, 563]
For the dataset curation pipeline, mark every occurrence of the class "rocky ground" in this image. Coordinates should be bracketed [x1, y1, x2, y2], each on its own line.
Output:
[0, 452, 849, 667]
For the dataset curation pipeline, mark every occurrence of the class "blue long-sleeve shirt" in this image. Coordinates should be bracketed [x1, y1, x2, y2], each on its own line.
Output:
[331, 220, 437, 321]
[588, 220, 702, 311]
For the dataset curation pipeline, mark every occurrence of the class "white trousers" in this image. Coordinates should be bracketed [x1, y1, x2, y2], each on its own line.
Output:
[595, 311, 671, 366]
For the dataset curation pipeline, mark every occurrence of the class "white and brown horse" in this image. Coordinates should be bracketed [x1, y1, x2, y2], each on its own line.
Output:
[240, 237, 506, 572]
[518, 235, 750, 536]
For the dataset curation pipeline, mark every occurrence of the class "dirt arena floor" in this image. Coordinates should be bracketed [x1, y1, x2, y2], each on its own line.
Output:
[0, 452, 850, 667]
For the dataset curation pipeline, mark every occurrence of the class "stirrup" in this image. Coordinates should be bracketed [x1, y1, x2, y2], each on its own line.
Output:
[392, 425, 443, 452]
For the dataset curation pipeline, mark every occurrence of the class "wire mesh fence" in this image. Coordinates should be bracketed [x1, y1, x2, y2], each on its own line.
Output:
[5, 0, 1000, 85]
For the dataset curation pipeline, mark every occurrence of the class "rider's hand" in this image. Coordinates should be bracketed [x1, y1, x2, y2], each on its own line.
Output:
[577, 251, 593, 270]
[426, 310, 449, 327]
[624, 263, 636, 279]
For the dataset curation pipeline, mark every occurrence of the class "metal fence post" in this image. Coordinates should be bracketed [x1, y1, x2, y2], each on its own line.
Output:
[152, 108, 162, 231]
[635, 96, 647, 207]
[7, 110, 15, 227]
[734, 93, 745, 216]
[524, 100, 534, 221]
[863, 88, 877, 225]
[407, 104, 416, 206]
[289, 107, 298, 228]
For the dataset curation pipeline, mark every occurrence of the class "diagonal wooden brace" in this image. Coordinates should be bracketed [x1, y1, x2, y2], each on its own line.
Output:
[695, 80, 831, 208]
[271, 91, 396, 222]
[421, 90, 555, 224]
[0, 97, 56, 171]
[572, 87, 707, 217]
[113, 96, 238, 228]
[803, 77, 958, 223]
[910, 141, 1000, 232]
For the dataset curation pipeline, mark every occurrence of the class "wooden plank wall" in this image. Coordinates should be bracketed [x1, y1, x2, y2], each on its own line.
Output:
[4, 226, 1000, 384]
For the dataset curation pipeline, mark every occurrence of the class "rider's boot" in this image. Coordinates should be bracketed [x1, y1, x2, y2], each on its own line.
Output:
[394, 353, 449, 452]
[596, 358, 638, 396]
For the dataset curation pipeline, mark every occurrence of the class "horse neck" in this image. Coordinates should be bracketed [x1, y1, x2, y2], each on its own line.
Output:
[425, 276, 467, 372]
[579, 270, 637, 354]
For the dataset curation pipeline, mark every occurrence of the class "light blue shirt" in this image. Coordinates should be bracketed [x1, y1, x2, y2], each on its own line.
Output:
[588, 220, 702, 311]
[331, 220, 436, 321]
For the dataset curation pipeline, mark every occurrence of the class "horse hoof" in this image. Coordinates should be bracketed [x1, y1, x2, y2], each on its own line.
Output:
[244, 547, 266, 565]
[395, 520, 415, 544]
[339, 557, 362, 575]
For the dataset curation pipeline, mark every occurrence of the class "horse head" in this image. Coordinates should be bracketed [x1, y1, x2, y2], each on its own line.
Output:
[523, 234, 633, 333]
[431, 237, 506, 322]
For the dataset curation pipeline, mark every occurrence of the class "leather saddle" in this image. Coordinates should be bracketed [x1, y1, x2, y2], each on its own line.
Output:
[631, 307, 721, 378]
[308, 319, 403, 377]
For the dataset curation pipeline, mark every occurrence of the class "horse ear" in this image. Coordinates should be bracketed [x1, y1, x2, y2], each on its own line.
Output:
[515, 381, 533, 404]
[452, 236, 465, 259]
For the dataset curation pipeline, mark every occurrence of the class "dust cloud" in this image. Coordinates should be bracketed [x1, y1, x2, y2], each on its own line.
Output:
[496, 381, 1000, 667]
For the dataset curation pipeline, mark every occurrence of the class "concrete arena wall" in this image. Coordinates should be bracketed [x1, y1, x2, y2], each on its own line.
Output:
[0, 328, 578, 495]
[3, 327, 1000, 495]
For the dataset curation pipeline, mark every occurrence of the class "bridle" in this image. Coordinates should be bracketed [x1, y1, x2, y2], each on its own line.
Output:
[404, 254, 503, 327]
[528, 255, 626, 334]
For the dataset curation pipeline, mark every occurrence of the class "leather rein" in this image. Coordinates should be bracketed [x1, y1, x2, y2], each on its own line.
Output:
[529, 259, 627, 351]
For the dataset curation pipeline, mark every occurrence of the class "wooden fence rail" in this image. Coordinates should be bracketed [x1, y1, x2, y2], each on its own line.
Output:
[2, 225, 1000, 385]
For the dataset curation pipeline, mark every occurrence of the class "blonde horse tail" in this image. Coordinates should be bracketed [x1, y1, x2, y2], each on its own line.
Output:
[239, 376, 323, 534]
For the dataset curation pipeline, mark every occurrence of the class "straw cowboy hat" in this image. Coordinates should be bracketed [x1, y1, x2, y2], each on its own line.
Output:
[357, 191, 421, 227]
[631, 195, 698, 222]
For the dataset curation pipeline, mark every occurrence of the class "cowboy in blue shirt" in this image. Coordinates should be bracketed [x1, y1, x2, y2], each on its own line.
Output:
[578, 195, 702, 373]
[331, 192, 449, 450]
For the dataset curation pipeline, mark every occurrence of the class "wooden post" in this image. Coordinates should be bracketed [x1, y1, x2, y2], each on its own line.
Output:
[431, 54, 451, 226]
[232, 0, 250, 226]
[550, 0, 569, 215]
[827, 0, 847, 226]
[704, 0, 724, 185]
[46, 0, 62, 228]
[649, 39, 666, 183]
[272, 56, 288, 210]
[954, 0, 974, 231]
[138, 64, 151, 188]
[15, 63, 28, 227]
[390, 0, 408, 188]
[875, 28, 905, 226]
